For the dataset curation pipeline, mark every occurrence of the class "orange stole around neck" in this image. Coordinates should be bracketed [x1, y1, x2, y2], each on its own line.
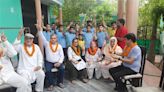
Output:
[24, 43, 35, 57]
[49, 42, 58, 53]
[122, 43, 137, 57]
[109, 44, 117, 54]
[88, 47, 98, 55]
[72, 46, 81, 56]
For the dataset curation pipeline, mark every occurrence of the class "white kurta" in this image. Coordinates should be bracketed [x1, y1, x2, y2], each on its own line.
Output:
[13, 39, 45, 92]
[38, 31, 64, 64]
[0, 41, 31, 92]
[67, 47, 86, 71]
[85, 48, 102, 79]
[101, 43, 123, 79]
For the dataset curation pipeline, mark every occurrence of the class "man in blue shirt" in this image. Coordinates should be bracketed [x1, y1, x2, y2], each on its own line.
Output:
[51, 23, 58, 34]
[56, 25, 67, 62]
[109, 33, 141, 92]
[82, 25, 95, 49]
[97, 24, 109, 49]
[82, 20, 95, 33]
[43, 24, 54, 41]
[65, 26, 76, 47]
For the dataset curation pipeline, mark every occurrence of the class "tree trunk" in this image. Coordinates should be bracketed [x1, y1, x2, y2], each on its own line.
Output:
[147, 18, 158, 63]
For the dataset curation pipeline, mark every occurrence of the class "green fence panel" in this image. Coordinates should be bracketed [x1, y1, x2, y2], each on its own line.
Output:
[137, 39, 160, 54]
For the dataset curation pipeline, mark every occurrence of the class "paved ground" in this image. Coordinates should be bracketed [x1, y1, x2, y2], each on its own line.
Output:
[0, 56, 163, 92]
[44, 79, 116, 92]
[143, 60, 161, 87]
[43, 79, 163, 92]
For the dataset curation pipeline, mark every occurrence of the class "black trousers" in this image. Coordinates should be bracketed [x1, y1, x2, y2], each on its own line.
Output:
[63, 48, 68, 63]
[65, 60, 87, 81]
[109, 65, 137, 91]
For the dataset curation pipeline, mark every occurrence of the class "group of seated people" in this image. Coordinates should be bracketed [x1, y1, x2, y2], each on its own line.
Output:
[0, 18, 141, 92]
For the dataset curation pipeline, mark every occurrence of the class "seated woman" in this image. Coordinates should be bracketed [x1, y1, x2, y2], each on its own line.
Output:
[85, 40, 102, 79]
[66, 38, 88, 83]
[100, 37, 123, 79]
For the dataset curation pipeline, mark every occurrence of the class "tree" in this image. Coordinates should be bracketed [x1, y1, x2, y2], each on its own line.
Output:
[139, 0, 164, 63]
[51, 0, 117, 26]
[147, 6, 164, 63]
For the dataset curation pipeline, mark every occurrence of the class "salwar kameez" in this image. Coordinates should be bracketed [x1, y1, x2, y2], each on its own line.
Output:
[85, 48, 102, 79]
[100, 37, 123, 79]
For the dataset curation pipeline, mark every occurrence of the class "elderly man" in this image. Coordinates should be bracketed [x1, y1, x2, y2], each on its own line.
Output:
[0, 33, 31, 92]
[36, 24, 65, 91]
[13, 29, 45, 92]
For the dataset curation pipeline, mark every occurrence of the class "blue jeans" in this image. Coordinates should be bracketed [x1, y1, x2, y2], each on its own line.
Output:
[45, 61, 65, 86]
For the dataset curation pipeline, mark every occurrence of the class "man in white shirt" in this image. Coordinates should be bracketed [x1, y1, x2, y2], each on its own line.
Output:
[36, 24, 65, 91]
[0, 33, 31, 92]
[13, 29, 45, 92]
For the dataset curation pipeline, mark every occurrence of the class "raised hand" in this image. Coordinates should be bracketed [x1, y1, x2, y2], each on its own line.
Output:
[35, 23, 42, 31]
[17, 28, 24, 40]
[1, 33, 7, 42]
[70, 21, 74, 25]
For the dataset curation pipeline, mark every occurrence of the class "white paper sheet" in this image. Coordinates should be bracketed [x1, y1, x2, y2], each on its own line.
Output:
[73, 60, 86, 71]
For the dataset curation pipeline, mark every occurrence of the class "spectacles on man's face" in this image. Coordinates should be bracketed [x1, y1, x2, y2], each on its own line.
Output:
[25, 37, 33, 40]
[51, 37, 57, 40]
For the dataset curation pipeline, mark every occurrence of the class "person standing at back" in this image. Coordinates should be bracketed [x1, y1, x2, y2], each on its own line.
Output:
[115, 19, 128, 49]
[43, 24, 54, 41]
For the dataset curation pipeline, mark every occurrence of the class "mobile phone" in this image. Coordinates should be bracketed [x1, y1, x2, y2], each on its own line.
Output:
[77, 59, 81, 62]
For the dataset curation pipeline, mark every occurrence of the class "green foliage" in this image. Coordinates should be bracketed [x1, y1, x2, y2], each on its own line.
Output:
[139, 0, 164, 27]
[90, 0, 117, 25]
[51, 0, 117, 25]
[138, 0, 164, 40]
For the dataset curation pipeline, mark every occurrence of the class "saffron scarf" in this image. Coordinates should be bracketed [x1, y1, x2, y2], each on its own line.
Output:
[122, 43, 137, 57]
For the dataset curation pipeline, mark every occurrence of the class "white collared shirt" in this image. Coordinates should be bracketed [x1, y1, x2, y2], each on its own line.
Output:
[39, 31, 64, 63]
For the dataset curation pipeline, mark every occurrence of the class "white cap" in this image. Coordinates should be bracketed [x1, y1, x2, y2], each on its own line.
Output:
[25, 33, 34, 38]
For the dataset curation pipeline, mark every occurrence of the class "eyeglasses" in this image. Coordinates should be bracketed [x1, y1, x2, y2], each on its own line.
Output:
[51, 37, 57, 39]
[25, 37, 33, 40]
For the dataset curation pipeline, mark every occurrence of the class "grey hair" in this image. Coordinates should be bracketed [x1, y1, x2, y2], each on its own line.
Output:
[50, 33, 57, 39]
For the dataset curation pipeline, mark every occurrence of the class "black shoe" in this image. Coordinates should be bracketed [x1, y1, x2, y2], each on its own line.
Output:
[114, 87, 119, 91]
